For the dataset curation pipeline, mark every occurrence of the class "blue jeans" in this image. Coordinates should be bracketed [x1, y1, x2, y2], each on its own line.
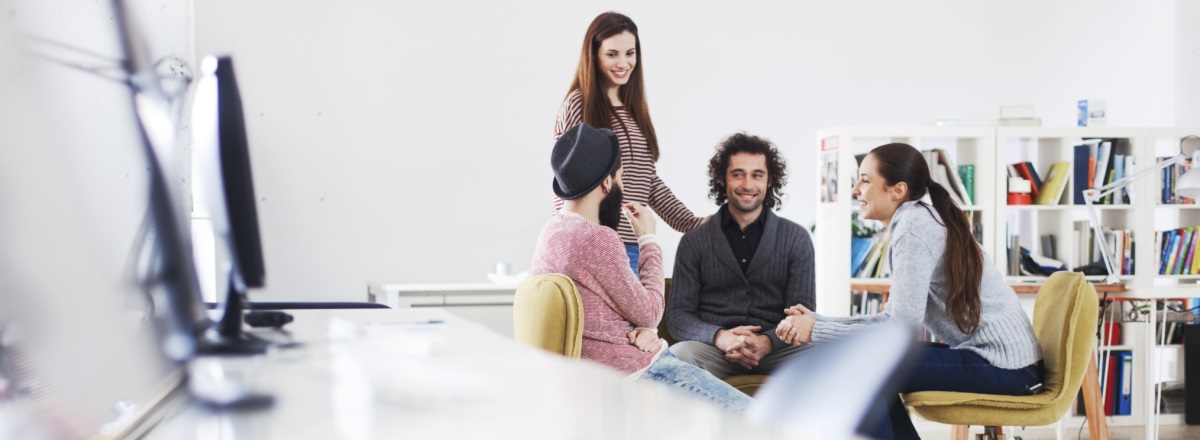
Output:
[625, 243, 639, 276]
[862, 344, 1044, 440]
[641, 350, 753, 413]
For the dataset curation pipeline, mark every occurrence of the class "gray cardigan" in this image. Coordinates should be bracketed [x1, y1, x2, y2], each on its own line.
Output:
[667, 207, 816, 352]
[812, 200, 1042, 369]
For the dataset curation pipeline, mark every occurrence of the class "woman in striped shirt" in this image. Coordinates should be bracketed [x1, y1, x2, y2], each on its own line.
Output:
[555, 11, 707, 275]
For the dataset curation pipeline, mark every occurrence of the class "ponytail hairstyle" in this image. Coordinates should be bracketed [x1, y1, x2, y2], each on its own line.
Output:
[870, 143, 982, 334]
[567, 11, 660, 161]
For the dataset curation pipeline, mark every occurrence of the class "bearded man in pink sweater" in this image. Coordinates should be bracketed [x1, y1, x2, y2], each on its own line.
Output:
[530, 123, 751, 412]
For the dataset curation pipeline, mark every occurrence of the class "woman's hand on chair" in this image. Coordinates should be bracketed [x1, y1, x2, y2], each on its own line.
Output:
[776, 304, 815, 345]
[627, 327, 661, 352]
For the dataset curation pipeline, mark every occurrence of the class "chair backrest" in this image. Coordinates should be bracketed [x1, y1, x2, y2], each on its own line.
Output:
[513, 274, 584, 359]
[1032, 271, 1099, 412]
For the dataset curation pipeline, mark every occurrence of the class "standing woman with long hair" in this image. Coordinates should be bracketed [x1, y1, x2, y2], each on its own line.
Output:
[775, 143, 1043, 440]
[554, 11, 706, 275]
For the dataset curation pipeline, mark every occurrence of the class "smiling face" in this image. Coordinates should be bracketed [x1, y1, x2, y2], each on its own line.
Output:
[852, 153, 905, 223]
[725, 152, 768, 215]
[596, 31, 637, 92]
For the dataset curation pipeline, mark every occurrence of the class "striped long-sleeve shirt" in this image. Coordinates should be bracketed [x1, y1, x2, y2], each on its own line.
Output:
[553, 90, 704, 244]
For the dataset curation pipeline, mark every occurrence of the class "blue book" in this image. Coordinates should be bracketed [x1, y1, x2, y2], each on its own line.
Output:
[1116, 351, 1133, 415]
[850, 236, 873, 276]
[1074, 145, 1090, 204]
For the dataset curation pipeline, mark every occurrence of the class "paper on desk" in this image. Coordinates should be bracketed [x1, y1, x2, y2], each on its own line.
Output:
[486, 271, 527, 286]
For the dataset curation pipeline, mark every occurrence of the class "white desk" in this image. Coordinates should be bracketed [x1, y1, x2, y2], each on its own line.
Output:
[146, 309, 777, 439]
[366, 282, 517, 308]
[367, 282, 519, 338]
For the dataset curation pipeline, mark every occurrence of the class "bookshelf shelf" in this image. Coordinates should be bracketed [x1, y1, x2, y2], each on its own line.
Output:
[1154, 204, 1200, 209]
[1003, 204, 1134, 211]
[816, 126, 1200, 435]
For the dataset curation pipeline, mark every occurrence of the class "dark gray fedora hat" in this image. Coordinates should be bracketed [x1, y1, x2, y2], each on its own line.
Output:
[551, 123, 620, 200]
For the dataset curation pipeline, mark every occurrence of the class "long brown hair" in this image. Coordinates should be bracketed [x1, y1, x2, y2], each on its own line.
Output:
[870, 143, 982, 334]
[568, 11, 660, 161]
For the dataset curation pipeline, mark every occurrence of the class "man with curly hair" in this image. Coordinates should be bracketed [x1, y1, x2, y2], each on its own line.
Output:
[666, 132, 816, 379]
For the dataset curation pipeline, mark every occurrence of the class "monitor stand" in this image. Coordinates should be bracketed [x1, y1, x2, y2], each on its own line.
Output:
[197, 278, 269, 355]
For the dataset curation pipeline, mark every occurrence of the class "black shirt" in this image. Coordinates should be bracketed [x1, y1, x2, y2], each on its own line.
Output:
[720, 205, 767, 274]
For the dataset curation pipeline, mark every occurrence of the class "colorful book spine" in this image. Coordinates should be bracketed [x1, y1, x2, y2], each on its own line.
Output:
[958, 164, 974, 204]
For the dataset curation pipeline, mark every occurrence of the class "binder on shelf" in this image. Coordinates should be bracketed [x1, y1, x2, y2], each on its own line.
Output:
[1116, 351, 1133, 415]
[1184, 324, 1200, 424]
[1104, 352, 1117, 415]
[1074, 144, 1091, 204]
[1014, 162, 1040, 199]
[1036, 162, 1070, 205]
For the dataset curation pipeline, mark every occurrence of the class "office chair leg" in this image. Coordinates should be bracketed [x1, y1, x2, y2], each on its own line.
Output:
[975, 426, 1005, 440]
[951, 424, 969, 440]
[1080, 355, 1111, 440]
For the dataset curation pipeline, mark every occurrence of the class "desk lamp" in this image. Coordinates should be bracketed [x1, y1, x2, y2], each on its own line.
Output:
[1083, 135, 1200, 284]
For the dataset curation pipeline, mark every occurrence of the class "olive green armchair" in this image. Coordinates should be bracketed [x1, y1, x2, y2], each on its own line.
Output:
[513, 274, 584, 358]
[902, 271, 1109, 440]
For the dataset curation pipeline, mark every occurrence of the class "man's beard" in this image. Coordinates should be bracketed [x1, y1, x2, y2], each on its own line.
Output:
[728, 188, 764, 214]
[598, 183, 625, 232]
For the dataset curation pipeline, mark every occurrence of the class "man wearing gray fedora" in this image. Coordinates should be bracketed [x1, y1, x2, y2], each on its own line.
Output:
[529, 123, 752, 413]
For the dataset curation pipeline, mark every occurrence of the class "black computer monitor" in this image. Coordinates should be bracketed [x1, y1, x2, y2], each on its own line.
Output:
[192, 54, 270, 354]
[107, 0, 210, 362]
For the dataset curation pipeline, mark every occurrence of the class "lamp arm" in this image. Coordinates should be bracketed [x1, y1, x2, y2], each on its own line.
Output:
[1081, 197, 1121, 284]
[1088, 153, 1182, 200]
[1080, 153, 1183, 285]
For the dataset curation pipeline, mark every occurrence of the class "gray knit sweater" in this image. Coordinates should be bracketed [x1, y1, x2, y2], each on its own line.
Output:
[812, 200, 1042, 369]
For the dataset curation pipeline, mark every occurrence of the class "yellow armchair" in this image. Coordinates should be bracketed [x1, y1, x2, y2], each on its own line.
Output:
[513, 274, 584, 359]
[902, 271, 1108, 440]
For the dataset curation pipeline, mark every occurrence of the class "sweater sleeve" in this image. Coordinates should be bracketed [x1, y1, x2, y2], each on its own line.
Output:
[647, 174, 704, 233]
[586, 230, 664, 329]
[764, 226, 817, 351]
[665, 234, 723, 343]
[551, 91, 583, 214]
[811, 232, 934, 343]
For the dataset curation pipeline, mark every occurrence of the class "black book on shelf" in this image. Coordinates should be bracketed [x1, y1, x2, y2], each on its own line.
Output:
[1185, 324, 1200, 424]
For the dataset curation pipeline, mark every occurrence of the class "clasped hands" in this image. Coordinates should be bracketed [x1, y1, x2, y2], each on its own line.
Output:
[775, 303, 815, 346]
[627, 328, 661, 352]
[715, 326, 772, 370]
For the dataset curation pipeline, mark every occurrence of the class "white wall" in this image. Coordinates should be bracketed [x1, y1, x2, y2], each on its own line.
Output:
[194, 0, 1192, 301]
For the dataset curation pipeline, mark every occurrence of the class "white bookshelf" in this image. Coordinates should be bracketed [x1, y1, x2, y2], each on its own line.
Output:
[815, 126, 1200, 435]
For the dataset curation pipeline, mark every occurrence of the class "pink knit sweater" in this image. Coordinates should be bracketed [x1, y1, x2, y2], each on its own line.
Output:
[529, 212, 665, 374]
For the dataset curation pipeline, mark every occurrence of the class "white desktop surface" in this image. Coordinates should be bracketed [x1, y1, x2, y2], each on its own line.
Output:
[367, 282, 517, 307]
[146, 309, 777, 440]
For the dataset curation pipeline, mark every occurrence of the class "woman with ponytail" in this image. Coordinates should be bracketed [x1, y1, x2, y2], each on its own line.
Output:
[775, 143, 1042, 440]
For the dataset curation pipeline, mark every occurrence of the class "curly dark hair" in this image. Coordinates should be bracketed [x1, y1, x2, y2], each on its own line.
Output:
[707, 132, 787, 209]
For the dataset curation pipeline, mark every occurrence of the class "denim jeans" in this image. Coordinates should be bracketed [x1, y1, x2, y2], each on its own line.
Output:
[641, 350, 753, 413]
[625, 243, 639, 276]
[861, 344, 1044, 440]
